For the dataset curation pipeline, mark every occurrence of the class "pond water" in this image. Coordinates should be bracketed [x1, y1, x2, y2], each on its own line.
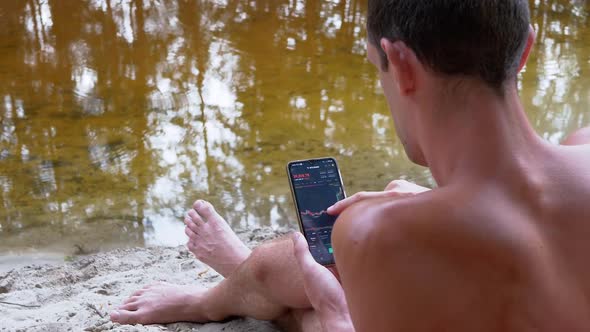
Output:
[0, 0, 589, 257]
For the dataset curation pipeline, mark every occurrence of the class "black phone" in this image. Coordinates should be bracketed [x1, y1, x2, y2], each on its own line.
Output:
[287, 157, 346, 266]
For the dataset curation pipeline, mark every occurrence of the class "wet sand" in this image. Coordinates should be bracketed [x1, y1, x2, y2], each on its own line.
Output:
[0, 227, 293, 332]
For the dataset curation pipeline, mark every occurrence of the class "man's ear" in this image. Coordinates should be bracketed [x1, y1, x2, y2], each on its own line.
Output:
[518, 25, 536, 73]
[380, 38, 416, 96]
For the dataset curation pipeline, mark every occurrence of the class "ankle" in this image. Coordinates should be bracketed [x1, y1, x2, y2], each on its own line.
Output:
[197, 289, 229, 322]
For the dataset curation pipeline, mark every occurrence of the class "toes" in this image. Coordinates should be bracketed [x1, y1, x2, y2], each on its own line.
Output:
[141, 282, 163, 292]
[185, 214, 202, 233]
[185, 225, 198, 239]
[110, 309, 144, 325]
[129, 285, 148, 298]
[188, 210, 205, 227]
[192, 199, 205, 211]
[124, 295, 141, 304]
[118, 301, 140, 311]
[196, 201, 222, 224]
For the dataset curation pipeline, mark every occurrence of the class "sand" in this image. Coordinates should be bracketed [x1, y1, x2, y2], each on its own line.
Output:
[0, 227, 294, 332]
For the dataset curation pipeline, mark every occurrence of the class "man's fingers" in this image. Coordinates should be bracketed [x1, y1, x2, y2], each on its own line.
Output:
[385, 179, 431, 193]
[328, 182, 431, 216]
[292, 232, 311, 267]
[384, 179, 403, 191]
[327, 191, 389, 215]
[328, 265, 341, 281]
[292, 233, 325, 279]
[328, 191, 367, 215]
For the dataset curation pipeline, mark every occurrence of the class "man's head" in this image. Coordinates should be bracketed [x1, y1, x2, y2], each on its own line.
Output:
[366, 0, 533, 165]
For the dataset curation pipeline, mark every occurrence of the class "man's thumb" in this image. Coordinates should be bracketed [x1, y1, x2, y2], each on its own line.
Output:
[292, 232, 318, 274]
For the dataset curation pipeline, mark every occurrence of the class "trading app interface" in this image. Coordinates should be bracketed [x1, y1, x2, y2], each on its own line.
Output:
[289, 159, 344, 265]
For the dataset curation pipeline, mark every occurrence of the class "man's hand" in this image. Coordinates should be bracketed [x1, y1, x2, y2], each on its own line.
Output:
[292, 233, 354, 332]
[327, 180, 430, 216]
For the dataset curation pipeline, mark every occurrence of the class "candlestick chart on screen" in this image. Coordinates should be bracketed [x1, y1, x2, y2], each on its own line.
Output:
[295, 182, 344, 230]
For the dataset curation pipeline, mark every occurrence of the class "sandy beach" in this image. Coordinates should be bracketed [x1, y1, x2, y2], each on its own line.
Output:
[0, 227, 293, 332]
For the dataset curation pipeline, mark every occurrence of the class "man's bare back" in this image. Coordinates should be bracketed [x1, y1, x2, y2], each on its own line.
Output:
[333, 143, 590, 331]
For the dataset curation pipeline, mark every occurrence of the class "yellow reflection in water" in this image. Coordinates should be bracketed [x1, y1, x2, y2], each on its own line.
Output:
[0, 0, 588, 254]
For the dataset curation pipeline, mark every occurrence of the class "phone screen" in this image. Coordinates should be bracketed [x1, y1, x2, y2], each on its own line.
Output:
[288, 158, 345, 265]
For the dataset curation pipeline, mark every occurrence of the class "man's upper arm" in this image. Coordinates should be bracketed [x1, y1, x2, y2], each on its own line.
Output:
[332, 198, 507, 331]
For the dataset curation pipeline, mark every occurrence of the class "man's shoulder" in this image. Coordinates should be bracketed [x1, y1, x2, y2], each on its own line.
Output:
[332, 186, 538, 268]
[332, 188, 457, 270]
[333, 188, 458, 248]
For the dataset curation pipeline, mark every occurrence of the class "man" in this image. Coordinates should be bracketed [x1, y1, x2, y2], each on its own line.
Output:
[111, 0, 590, 330]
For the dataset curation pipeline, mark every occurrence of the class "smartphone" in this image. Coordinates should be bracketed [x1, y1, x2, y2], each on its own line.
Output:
[287, 157, 346, 266]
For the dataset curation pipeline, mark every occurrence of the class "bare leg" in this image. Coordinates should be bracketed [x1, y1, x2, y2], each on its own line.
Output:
[111, 237, 320, 328]
[197, 237, 312, 321]
[111, 201, 321, 330]
[184, 200, 313, 319]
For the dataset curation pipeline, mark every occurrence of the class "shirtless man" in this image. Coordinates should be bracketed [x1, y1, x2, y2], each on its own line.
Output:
[111, 0, 590, 330]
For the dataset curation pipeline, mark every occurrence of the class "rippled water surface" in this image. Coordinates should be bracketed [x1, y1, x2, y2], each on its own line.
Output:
[0, 0, 589, 255]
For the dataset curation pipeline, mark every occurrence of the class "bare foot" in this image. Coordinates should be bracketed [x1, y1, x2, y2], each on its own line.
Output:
[110, 282, 212, 325]
[184, 200, 252, 277]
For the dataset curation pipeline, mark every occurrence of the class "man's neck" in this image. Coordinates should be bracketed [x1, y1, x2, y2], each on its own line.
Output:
[419, 84, 547, 187]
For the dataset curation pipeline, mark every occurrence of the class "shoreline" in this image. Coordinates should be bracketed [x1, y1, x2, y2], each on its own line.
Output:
[0, 227, 293, 332]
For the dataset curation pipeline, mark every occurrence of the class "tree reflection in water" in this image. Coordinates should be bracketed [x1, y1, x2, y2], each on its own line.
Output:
[0, 0, 588, 253]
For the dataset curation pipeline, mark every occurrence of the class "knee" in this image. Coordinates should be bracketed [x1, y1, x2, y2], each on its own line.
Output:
[249, 237, 293, 285]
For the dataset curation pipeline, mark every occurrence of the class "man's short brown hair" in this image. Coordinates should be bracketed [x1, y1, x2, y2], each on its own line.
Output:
[367, 0, 531, 91]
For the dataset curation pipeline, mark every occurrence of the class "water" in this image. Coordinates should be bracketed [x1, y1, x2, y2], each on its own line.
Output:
[0, 0, 588, 257]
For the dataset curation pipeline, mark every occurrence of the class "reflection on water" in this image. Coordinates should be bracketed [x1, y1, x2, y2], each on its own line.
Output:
[0, 0, 588, 254]
[522, 0, 590, 142]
